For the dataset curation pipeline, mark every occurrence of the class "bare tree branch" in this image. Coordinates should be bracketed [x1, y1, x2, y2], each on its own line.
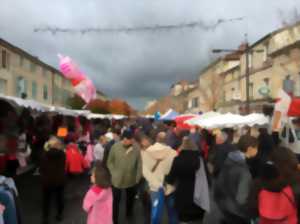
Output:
[198, 73, 224, 111]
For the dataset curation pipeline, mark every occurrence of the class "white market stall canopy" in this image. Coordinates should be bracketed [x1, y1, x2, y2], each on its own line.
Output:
[186, 111, 221, 125]
[0, 95, 51, 112]
[0, 95, 127, 120]
[159, 109, 179, 121]
[87, 113, 127, 120]
[185, 112, 269, 129]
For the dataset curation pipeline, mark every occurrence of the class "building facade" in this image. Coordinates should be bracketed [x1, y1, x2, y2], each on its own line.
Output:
[0, 38, 107, 108]
[0, 38, 74, 107]
[220, 21, 300, 114]
[182, 21, 300, 115]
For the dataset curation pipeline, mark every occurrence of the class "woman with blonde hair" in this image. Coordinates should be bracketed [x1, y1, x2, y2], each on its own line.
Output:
[40, 137, 66, 224]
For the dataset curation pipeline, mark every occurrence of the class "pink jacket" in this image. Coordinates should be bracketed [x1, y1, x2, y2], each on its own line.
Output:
[83, 186, 113, 224]
[84, 144, 94, 168]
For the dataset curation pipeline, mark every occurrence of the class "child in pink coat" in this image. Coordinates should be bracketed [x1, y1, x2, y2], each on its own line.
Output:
[83, 161, 113, 224]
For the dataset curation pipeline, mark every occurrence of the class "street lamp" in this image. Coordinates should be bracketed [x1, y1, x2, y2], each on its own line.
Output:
[212, 44, 264, 114]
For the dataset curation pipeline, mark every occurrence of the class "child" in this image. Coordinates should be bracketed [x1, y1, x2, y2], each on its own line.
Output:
[83, 161, 113, 224]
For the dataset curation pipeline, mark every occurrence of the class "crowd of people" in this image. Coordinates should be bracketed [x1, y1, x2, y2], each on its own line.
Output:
[1, 103, 300, 224]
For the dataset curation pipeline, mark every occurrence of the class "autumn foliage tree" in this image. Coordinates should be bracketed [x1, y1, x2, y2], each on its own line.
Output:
[67, 95, 134, 115]
[109, 99, 133, 116]
[87, 99, 110, 114]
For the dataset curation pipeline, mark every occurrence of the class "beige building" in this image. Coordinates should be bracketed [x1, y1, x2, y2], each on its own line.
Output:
[185, 51, 241, 114]
[144, 80, 195, 114]
[0, 38, 107, 108]
[221, 21, 300, 113]
[144, 22, 300, 116]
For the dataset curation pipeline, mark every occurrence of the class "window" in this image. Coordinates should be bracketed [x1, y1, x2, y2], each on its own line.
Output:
[192, 97, 199, 108]
[63, 90, 70, 104]
[188, 100, 192, 109]
[263, 78, 270, 86]
[283, 75, 295, 95]
[19, 56, 24, 67]
[42, 68, 47, 77]
[249, 83, 254, 99]
[1, 50, 7, 69]
[222, 90, 226, 102]
[16, 77, 28, 98]
[248, 53, 253, 68]
[231, 87, 235, 100]
[30, 62, 36, 73]
[32, 81, 37, 99]
[0, 79, 7, 94]
[43, 85, 48, 100]
[263, 45, 269, 62]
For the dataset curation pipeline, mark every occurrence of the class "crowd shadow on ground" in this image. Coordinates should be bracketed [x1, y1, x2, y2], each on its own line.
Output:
[15, 171, 222, 224]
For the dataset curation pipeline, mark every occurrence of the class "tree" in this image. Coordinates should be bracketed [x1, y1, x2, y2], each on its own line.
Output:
[198, 72, 224, 111]
[87, 99, 110, 114]
[67, 95, 85, 109]
[109, 99, 133, 116]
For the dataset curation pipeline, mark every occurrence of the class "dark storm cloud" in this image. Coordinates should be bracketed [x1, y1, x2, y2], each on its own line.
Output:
[0, 0, 299, 109]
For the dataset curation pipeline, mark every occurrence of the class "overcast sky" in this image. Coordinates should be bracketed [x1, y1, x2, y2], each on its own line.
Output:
[1, 0, 300, 110]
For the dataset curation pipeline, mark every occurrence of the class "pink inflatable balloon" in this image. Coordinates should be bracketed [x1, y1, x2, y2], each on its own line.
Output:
[58, 55, 85, 80]
[74, 79, 96, 104]
[58, 54, 96, 104]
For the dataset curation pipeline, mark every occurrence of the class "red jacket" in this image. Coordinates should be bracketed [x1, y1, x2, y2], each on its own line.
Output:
[65, 143, 86, 174]
[259, 186, 298, 224]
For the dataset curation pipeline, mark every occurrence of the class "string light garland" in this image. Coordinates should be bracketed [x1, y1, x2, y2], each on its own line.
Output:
[33, 17, 244, 35]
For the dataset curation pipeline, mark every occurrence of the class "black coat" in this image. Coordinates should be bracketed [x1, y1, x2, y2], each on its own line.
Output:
[166, 150, 205, 222]
[40, 148, 66, 187]
[212, 141, 237, 177]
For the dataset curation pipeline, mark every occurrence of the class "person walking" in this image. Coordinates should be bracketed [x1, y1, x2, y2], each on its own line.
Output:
[211, 130, 237, 178]
[249, 147, 300, 224]
[142, 132, 178, 224]
[40, 137, 66, 224]
[166, 136, 206, 224]
[139, 135, 153, 224]
[214, 135, 258, 224]
[248, 159, 298, 224]
[107, 130, 142, 224]
[83, 161, 113, 224]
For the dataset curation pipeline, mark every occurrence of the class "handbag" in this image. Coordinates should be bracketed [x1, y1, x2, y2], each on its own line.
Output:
[194, 156, 210, 212]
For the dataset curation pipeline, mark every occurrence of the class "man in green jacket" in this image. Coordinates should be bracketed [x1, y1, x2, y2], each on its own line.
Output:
[107, 130, 142, 224]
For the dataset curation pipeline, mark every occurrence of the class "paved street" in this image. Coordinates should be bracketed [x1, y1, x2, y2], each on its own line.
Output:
[15, 171, 222, 224]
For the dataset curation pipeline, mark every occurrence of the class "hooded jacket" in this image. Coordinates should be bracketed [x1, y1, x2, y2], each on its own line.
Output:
[212, 141, 237, 177]
[83, 186, 113, 224]
[142, 143, 177, 192]
[214, 150, 252, 219]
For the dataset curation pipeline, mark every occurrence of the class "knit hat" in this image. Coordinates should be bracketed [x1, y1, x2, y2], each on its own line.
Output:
[121, 130, 134, 140]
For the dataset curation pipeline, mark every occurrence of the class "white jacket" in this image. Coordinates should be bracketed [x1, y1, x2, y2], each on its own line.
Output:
[94, 143, 105, 161]
[142, 143, 177, 192]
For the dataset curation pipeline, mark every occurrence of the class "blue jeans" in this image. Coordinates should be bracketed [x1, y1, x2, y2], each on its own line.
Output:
[150, 188, 178, 224]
